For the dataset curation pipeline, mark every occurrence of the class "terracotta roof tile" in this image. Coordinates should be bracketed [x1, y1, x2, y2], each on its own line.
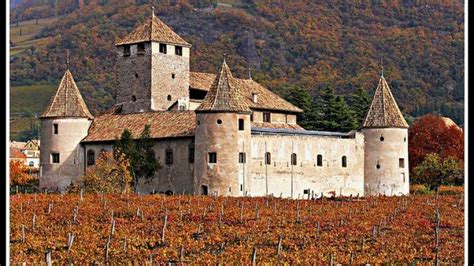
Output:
[362, 76, 408, 128]
[196, 60, 251, 113]
[190, 72, 302, 113]
[82, 111, 195, 142]
[251, 122, 304, 130]
[10, 148, 26, 159]
[40, 70, 93, 119]
[115, 13, 190, 47]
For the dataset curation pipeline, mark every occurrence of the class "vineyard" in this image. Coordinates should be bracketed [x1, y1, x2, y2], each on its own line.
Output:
[10, 189, 464, 264]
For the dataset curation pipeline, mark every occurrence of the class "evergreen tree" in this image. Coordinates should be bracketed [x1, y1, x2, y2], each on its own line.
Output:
[283, 86, 316, 129]
[313, 87, 358, 132]
[348, 87, 371, 127]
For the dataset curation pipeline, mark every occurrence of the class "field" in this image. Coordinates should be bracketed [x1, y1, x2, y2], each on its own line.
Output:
[9, 190, 464, 264]
[10, 17, 57, 57]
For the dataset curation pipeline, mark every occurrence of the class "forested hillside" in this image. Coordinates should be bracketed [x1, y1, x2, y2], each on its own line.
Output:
[10, 0, 464, 126]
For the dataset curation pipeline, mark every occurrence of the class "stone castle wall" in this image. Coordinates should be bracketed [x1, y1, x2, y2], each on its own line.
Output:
[40, 118, 91, 190]
[248, 132, 365, 198]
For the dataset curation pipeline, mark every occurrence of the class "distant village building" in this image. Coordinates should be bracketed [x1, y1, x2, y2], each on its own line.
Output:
[10, 140, 40, 169]
[39, 9, 409, 197]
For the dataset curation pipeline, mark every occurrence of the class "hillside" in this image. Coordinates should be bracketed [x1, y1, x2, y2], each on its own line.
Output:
[9, 0, 464, 126]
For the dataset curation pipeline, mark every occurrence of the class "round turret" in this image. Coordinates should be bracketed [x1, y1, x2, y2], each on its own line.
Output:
[362, 76, 409, 196]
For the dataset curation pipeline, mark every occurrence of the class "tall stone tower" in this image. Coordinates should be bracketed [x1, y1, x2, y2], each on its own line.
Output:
[362, 75, 409, 196]
[114, 7, 191, 113]
[39, 68, 94, 191]
[194, 59, 252, 196]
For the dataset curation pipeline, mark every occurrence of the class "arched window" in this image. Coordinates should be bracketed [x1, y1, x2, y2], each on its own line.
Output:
[342, 156, 347, 168]
[87, 150, 95, 166]
[167, 95, 172, 101]
[317, 154, 323, 166]
[291, 153, 297, 165]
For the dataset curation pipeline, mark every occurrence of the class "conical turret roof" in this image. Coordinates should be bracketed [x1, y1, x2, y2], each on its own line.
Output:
[40, 69, 93, 119]
[362, 76, 408, 128]
[196, 59, 251, 113]
[115, 10, 190, 47]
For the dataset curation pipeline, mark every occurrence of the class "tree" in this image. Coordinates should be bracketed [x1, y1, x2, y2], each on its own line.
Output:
[347, 87, 370, 127]
[313, 87, 358, 132]
[409, 114, 464, 173]
[10, 160, 34, 186]
[72, 151, 132, 193]
[283, 85, 316, 129]
[413, 153, 463, 191]
[113, 125, 160, 191]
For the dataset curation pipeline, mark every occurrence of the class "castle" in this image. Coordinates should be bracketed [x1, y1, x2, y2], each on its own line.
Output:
[39, 10, 410, 197]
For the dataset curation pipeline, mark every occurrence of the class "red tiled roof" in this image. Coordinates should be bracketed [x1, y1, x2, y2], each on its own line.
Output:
[10, 148, 26, 159]
[82, 111, 196, 142]
[190, 72, 302, 113]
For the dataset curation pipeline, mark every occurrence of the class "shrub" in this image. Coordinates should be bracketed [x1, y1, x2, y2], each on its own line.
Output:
[412, 153, 463, 191]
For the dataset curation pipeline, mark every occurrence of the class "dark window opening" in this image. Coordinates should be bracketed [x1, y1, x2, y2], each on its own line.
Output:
[317, 154, 323, 166]
[263, 112, 271, 123]
[165, 148, 173, 165]
[167, 95, 172, 101]
[171, 73, 175, 79]
[53, 124, 58, 134]
[291, 153, 297, 165]
[399, 158, 405, 168]
[137, 43, 145, 55]
[217, 119, 222, 125]
[250, 113, 254, 121]
[239, 152, 246, 163]
[132, 95, 137, 102]
[201, 185, 208, 195]
[380, 136, 385, 141]
[265, 152, 271, 165]
[165, 190, 174, 196]
[159, 43, 167, 54]
[51, 153, 60, 164]
[188, 144, 195, 163]
[238, 119, 244, 131]
[175, 46, 183, 56]
[123, 45, 130, 57]
[376, 163, 381, 169]
[87, 150, 95, 166]
[135, 73, 139, 78]
[303, 189, 310, 194]
[209, 152, 217, 163]
[240, 184, 243, 191]
[342, 156, 347, 168]
[404, 137, 407, 142]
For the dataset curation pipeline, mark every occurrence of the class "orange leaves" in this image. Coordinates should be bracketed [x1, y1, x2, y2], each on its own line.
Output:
[9, 160, 34, 186]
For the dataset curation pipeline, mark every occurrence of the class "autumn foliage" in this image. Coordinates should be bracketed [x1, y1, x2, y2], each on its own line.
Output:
[9, 160, 34, 186]
[10, 191, 464, 264]
[408, 114, 464, 174]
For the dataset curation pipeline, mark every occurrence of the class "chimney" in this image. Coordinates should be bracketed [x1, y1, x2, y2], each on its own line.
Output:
[252, 93, 258, 104]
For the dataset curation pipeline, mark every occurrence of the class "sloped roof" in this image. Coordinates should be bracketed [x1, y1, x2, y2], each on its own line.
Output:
[251, 122, 304, 130]
[196, 60, 251, 113]
[190, 72, 302, 113]
[362, 76, 408, 128]
[82, 111, 195, 142]
[40, 69, 93, 119]
[115, 13, 190, 47]
[10, 147, 26, 159]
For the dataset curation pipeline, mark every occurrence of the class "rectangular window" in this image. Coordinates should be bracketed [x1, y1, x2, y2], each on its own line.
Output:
[175, 46, 183, 56]
[159, 43, 167, 54]
[53, 124, 58, 134]
[51, 153, 60, 163]
[317, 154, 323, 166]
[399, 158, 405, 168]
[123, 45, 130, 57]
[238, 119, 244, 131]
[209, 152, 217, 163]
[265, 152, 271, 165]
[188, 145, 195, 163]
[342, 156, 347, 168]
[291, 153, 297, 165]
[137, 43, 145, 55]
[250, 113, 254, 121]
[165, 149, 173, 165]
[263, 112, 271, 123]
[239, 152, 246, 163]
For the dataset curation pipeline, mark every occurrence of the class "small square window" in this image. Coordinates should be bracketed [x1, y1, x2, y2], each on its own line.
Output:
[53, 124, 58, 134]
[238, 119, 244, 131]
[51, 153, 60, 163]
[175, 46, 183, 56]
[263, 112, 271, 123]
[137, 43, 145, 55]
[399, 158, 405, 168]
[159, 43, 167, 54]
[123, 45, 130, 57]
[239, 152, 246, 163]
[209, 152, 217, 163]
